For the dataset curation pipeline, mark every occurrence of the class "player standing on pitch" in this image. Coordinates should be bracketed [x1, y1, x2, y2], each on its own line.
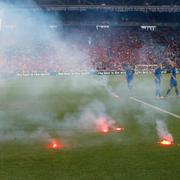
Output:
[154, 63, 163, 98]
[124, 64, 135, 92]
[165, 61, 179, 98]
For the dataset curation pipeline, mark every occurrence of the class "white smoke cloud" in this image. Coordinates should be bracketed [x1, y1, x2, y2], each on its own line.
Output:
[0, 0, 176, 148]
[156, 119, 173, 142]
[0, 0, 92, 74]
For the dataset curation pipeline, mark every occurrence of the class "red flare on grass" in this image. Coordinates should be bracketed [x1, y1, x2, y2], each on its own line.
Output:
[96, 118, 110, 133]
[115, 127, 124, 132]
[159, 139, 173, 147]
[95, 117, 125, 134]
[48, 139, 64, 149]
[102, 128, 109, 133]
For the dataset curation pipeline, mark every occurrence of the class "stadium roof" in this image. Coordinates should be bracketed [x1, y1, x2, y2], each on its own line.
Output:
[1, 1, 180, 12]
[45, 0, 180, 6]
[2, 0, 180, 5]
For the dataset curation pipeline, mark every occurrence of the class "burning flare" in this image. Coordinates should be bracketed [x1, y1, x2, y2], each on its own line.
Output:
[115, 127, 124, 132]
[156, 120, 174, 147]
[159, 139, 174, 147]
[95, 117, 124, 133]
[47, 139, 64, 149]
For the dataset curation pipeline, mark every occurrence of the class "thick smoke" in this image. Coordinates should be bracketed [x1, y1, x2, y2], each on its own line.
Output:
[0, 0, 92, 74]
[0, 0, 94, 145]
[61, 100, 113, 131]
[0, 1, 177, 148]
[156, 119, 173, 142]
[0, 97, 121, 145]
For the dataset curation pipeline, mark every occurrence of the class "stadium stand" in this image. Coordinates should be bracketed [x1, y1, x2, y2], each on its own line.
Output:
[0, 27, 179, 74]
[0, 0, 180, 74]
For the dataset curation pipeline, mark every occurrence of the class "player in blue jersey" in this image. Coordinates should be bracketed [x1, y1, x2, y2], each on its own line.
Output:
[154, 63, 163, 98]
[124, 64, 135, 91]
[166, 61, 179, 98]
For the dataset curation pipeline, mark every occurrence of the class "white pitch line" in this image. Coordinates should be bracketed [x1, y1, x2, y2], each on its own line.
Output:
[111, 92, 121, 99]
[130, 96, 180, 120]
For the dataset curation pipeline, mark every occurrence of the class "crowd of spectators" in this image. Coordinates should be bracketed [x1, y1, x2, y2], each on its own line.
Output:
[0, 26, 179, 74]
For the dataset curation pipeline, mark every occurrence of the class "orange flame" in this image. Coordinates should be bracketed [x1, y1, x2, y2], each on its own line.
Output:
[47, 139, 64, 149]
[160, 139, 173, 146]
[115, 127, 124, 132]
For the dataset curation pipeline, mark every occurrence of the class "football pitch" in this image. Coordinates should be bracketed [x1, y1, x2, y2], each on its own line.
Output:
[0, 74, 180, 180]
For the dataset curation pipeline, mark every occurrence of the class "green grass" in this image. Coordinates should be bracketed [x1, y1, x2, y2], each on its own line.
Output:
[0, 75, 180, 180]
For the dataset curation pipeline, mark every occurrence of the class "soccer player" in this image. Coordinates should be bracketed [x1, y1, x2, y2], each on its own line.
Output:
[154, 63, 163, 98]
[124, 64, 135, 91]
[166, 61, 179, 98]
